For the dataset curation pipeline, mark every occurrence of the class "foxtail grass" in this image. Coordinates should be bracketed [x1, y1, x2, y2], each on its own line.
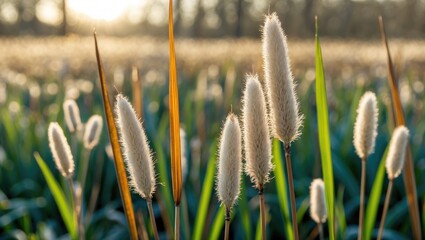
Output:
[216, 113, 242, 240]
[242, 74, 272, 240]
[262, 13, 303, 240]
[310, 179, 327, 240]
[353, 92, 378, 240]
[377, 126, 409, 240]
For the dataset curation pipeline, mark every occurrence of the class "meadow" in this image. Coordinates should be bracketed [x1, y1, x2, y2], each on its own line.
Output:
[0, 33, 424, 240]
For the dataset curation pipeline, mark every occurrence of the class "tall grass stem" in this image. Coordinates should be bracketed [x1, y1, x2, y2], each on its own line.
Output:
[284, 143, 299, 240]
[147, 199, 159, 240]
[377, 180, 393, 240]
[319, 223, 324, 240]
[67, 179, 82, 239]
[358, 158, 366, 240]
[259, 188, 266, 240]
[175, 205, 180, 240]
[224, 207, 230, 240]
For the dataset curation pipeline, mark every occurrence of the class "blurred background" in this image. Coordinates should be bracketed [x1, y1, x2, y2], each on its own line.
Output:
[0, 0, 425, 38]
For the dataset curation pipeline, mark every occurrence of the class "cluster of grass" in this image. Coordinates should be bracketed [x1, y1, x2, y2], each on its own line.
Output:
[1, 9, 425, 240]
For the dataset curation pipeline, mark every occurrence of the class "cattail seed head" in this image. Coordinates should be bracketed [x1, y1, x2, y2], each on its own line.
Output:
[242, 74, 272, 189]
[63, 99, 82, 133]
[262, 13, 303, 144]
[115, 94, 156, 199]
[353, 92, 379, 159]
[310, 178, 327, 224]
[83, 115, 103, 149]
[385, 126, 409, 180]
[216, 113, 242, 209]
[48, 122, 75, 178]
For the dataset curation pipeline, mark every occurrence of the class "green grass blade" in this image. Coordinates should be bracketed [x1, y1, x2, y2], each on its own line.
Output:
[208, 207, 225, 240]
[33, 152, 76, 238]
[364, 146, 389, 240]
[273, 139, 294, 240]
[239, 178, 252, 240]
[315, 18, 335, 240]
[255, 213, 262, 240]
[192, 142, 217, 240]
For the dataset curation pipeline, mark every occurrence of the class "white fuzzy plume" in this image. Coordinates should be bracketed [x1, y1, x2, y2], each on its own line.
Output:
[385, 126, 409, 180]
[48, 122, 75, 178]
[353, 91, 379, 159]
[63, 99, 82, 133]
[242, 74, 272, 188]
[309, 178, 327, 224]
[216, 113, 242, 209]
[83, 115, 103, 149]
[262, 13, 302, 144]
[115, 94, 156, 199]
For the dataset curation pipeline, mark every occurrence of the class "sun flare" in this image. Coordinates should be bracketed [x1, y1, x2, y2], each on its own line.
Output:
[68, 0, 143, 21]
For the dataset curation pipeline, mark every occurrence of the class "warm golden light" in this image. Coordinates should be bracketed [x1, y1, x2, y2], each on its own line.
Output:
[68, 0, 144, 21]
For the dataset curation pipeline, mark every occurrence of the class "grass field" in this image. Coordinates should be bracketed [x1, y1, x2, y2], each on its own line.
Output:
[0, 36, 424, 239]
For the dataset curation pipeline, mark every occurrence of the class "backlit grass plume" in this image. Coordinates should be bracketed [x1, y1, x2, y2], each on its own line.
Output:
[242, 74, 271, 240]
[48, 122, 75, 179]
[353, 91, 378, 240]
[262, 13, 302, 144]
[115, 94, 159, 240]
[262, 13, 302, 239]
[83, 115, 103, 150]
[354, 92, 379, 159]
[377, 126, 409, 240]
[63, 99, 82, 133]
[310, 179, 327, 240]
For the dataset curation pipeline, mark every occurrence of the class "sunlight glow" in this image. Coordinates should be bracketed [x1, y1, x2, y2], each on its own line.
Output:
[68, 0, 144, 21]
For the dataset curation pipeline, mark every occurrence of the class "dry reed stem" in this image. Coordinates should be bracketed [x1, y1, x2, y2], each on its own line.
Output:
[377, 180, 393, 240]
[147, 199, 159, 240]
[285, 144, 299, 240]
[259, 187, 266, 240]
[358, 158, 366, 240]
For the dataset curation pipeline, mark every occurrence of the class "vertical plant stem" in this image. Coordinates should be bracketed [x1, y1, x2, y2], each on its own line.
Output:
[86, 155, 104, 222]
[259, 186, 266, 240]
[147, 199, 159, 240]
[224, 207, 230, 240]
[377, 180, 393, 240]
[67, 179, 82, 239]
[79, 149, 91, 191]
[319, 223, 324, 240]
[358, 158, 366, 240]
[284, 143, 299, 240]
[175, 205, 180, 240]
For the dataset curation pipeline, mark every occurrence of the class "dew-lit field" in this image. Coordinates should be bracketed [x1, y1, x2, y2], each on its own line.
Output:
[0, 37, 424, 239]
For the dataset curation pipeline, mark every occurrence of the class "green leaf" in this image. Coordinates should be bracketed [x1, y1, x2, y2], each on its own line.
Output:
[273, 139, 294, 240]
[208, 206, 226, 240]
[192, 142, 217, 240]
[33, 152, 76, 238]
[364, 146, 389, 240]
[315, 18, 335, 240]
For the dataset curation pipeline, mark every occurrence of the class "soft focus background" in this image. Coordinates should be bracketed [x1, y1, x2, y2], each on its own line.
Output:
[0, 0, 424, 239]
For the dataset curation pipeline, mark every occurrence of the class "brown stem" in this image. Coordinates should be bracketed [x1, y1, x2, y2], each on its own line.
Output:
[377, 180, 393, 240]
[224, 207, 230, 240]
[175, 205, 180, 240]
[259, 186, 266, 240]
[284, 143, 299, 240]
[358, 158, 366, 240]
[147, 199, 159, 240]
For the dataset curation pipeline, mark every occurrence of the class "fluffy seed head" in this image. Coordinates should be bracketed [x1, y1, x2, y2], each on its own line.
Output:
[83, 115, 103, 149]
[48, 122, 75, 178]
[262, 13, 303, 143]
[242, 74, 272, 189]
[310, 178, 327, 224]
[216, 113, 242, 209]
[180, 128, 188, 183]
[353, 92, 379, 159]
[63, 99, 82, 133]
[385, 126, 409, 180]
[115, 94, 156, 199]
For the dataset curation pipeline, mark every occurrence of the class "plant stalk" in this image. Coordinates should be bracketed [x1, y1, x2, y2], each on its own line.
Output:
[318, 222, 324, 240]
[224, 207, 230, 240]
[175, 205, 180, 240]
[259, 186, 266, 240]
[377, 180, 393, 240]
[67, 179, 83, 240]
[147, 199, 159, 240]
[79, 148, 91, 191]
[284, 143, 299, 240]
[358, 158, 366, 240]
